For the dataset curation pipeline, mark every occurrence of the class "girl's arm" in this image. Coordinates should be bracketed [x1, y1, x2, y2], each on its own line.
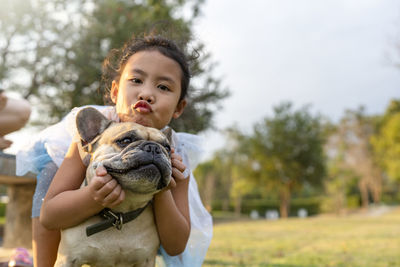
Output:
[40, 142, 125, 229]
[153, 150, 190, 256]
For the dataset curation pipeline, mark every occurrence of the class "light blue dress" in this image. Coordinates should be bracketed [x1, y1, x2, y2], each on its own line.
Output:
[16, 105, 213, 267]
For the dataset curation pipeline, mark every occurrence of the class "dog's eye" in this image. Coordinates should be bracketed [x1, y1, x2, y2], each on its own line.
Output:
[117, 137, 132, 147]
[164, 144, 171, 154]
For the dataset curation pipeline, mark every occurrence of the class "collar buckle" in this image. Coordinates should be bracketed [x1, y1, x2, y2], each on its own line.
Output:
[101, 209, 124, 230]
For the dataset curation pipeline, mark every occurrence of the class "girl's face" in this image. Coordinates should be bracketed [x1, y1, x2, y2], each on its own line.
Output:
[111, 50, 186, 129]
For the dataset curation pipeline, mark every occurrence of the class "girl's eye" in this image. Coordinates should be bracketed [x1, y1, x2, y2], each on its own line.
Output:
[158, 84, 170, 91]
[117, 137, 132, 147]
[130, 78, 142, 84]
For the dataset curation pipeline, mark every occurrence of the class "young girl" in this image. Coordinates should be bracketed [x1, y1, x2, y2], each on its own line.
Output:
[16, 35, 212, 267]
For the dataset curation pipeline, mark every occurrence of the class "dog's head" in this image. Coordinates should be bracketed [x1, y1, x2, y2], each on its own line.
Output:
[76, 107, 172, 194]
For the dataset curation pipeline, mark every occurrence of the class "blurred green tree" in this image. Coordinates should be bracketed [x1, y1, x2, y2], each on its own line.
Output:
[329, 107, 383, 208]
[249, 102, 326, 218]
[195, 151, 232, 212]
[371, 99, 400, 184]
[223, 127, 259, 216]
[194, 138, 258, 216]
[195, 103, 326, 217]
[322, 149, 359, 214]
[0, 0, 228, 133]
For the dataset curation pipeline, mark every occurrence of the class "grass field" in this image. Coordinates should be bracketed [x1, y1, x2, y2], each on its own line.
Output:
[204, 206, 400, 267]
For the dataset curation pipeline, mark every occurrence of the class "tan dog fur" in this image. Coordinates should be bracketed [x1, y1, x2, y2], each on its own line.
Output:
[55, 107, 172, 267]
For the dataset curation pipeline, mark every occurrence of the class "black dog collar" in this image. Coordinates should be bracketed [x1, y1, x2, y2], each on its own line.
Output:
[86, 201, 151, 237]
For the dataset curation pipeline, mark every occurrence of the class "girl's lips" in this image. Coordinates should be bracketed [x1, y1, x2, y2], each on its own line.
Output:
[133, 100, 152, 113]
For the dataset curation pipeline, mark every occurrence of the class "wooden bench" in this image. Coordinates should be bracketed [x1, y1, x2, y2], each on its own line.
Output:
[0, 152, 36, 248]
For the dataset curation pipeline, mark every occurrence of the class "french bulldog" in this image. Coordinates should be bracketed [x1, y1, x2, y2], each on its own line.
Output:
[55, 107, 172, 267]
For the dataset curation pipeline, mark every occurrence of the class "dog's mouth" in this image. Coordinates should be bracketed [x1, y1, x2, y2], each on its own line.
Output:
[104, 164, 149, 174]
[103, 161, 170, 191]
[104, 160, 163, 175]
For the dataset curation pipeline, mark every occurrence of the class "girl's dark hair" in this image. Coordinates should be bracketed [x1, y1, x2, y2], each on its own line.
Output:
[102, 34, 192, 103]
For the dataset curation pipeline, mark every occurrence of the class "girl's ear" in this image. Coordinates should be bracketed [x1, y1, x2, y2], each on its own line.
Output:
[110, 80, 119, 104]
[173, 99, 187, 119]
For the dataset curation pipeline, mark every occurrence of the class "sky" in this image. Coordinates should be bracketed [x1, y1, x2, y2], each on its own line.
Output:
[5, 0, 400, 159]
[193, 0, 400, 158]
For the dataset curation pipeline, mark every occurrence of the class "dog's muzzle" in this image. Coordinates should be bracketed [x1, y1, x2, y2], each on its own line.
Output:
[100, 141, 171, 193]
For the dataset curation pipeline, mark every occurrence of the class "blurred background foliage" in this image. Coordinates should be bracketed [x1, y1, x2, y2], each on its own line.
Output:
[1, 0, 400, 219]
[195, 99, 400, 218]
[0, 0, 228, 133]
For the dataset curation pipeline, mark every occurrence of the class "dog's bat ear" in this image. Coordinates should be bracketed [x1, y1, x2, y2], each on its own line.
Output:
[76, 107, 112, 144]
[161, 127, 172, 144]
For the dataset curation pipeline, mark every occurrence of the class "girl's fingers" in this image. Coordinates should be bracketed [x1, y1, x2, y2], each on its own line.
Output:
[171, 151, 182, 161]
[97, 178, 118, 196]
[171, 151, 187, 178]
[172, 167, 185, 181]
[89, 164, 125, 207]
[172, 158, 186, 173]
[168, 177, 176, 189]
[103, 184, 124, 207]
[109, 189, 125, 208]
[92, 177, 120, 204]
[95, 164, 108, 176]
[90, 174, 113, 191]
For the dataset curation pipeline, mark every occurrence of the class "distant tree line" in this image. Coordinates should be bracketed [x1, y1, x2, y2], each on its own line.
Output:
[195, 100, 400, 218]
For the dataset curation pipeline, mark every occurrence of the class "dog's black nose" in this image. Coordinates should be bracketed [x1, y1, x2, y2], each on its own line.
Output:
[142, 142, 161, 155]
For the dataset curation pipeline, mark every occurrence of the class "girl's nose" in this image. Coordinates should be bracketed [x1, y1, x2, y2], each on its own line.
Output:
[139, 95, 154, 103]
[138, 86, 155, 103]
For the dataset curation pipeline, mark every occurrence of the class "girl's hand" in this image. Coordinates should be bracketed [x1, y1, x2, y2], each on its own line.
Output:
[88, 164, 125, 208]
[167, 148, 188, 189]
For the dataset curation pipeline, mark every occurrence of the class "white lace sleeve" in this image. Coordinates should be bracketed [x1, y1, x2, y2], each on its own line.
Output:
[159, 131, 213, 267]
[174, 132, 204, 175]
[16, 105, 116, 175]
[16, 113, 73, 176]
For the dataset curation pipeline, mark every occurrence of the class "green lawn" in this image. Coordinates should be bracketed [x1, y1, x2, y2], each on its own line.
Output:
[204, 207, 400, 267]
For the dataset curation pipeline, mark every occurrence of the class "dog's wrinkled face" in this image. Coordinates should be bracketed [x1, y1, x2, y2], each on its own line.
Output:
[76, 107, 172, 194]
